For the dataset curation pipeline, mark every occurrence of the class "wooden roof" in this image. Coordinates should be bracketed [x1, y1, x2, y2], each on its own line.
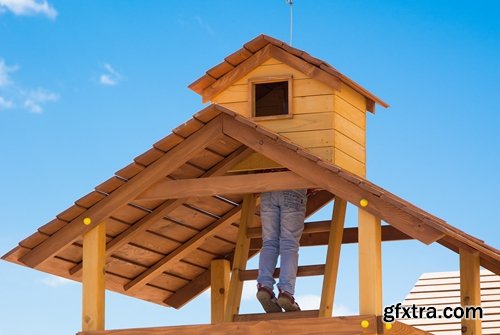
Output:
[400, 270, 500, 334]
[2, 104, 499, 309]
[189, 34, 389, 112]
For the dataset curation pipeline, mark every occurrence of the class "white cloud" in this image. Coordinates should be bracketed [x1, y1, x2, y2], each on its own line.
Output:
[99, 74, 116, 86]
[332, 303, 355, 316]
[295, 294, 321, 310]
[0, 59, 18, 86]
[241, 280, 258, 301]
[0, 0, 57, 19]
[0, 95, 13, 109]
[42, 275, 73, 287]
[293, 294, 354, 315]
[23, 88, 59, 113]
[99, 63, 123, 86]
[0, 58, 58, 113]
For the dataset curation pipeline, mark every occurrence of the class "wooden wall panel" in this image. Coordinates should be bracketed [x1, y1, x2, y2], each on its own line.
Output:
[334, 132, 365, 163]
[293, 94, 334, 115]
[282, 129, 334, 148]
[212, 84, 247, 104]
[334, 148, 365, 177]
[294, 78, 334, 97]
[334, 95, 366, 129]
[336, 82, 366, 112]
[258, 112, 333, 133]
[333, 113, 365, 146]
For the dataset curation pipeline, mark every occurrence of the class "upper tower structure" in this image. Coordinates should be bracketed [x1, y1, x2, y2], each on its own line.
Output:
[190, 34, 389, 177]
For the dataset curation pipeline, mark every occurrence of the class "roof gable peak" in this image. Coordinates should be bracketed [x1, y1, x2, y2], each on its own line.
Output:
[190, 34, 388, 113]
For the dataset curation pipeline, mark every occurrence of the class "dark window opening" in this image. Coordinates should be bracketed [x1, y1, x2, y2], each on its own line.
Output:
[254, 81, 289, 117]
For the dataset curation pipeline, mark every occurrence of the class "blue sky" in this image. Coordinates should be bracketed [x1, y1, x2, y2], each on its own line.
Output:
[0, 1, 499, 334]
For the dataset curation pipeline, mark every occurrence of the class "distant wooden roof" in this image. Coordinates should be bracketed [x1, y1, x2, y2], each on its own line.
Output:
[189, 34, 389, 112]
[2, 104, 499, 308]
[400, 270, 500, 334]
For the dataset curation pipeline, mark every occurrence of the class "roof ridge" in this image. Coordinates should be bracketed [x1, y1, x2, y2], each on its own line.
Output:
[190, 34, 389, 112]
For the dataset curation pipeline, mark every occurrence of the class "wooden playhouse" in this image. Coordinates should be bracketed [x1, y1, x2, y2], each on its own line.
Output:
[3, 35, 500, 335]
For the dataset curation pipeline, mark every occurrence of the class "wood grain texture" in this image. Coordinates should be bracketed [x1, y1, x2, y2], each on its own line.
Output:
[136, 172, 316, 201]
[358, 209, 382, 317]
[76, 315, 378, 335]
[211, 259, 230, 324]
[319, 198, 347, 317]
[239, 264, 325, 281]
[334, 95, 366, 130]
[460, 249, 483, 335]
[224, 194, 255, 322]
[82, 222, 106, 331]
[251, 225, 413, 250]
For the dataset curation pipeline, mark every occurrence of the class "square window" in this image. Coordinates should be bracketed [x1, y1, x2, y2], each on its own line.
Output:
[250, 77, 292, 119]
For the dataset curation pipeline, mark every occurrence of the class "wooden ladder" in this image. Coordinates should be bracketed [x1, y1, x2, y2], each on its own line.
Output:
[212, 194, 347, 323]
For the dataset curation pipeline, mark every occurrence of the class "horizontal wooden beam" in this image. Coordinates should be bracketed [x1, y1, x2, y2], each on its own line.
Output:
[239, 264, 325, 281]
[76, 315, 378, 335]
[233, 310, 319, 322]
[247, 220, 330, 238]
[248, 223, 412, 250]
[135, 171, 316, 201]
[20, 113, 224, 268]
[222, 113, 444, 245]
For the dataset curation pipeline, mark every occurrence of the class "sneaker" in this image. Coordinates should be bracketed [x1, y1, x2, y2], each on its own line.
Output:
[277, 289, 301, 312]
[256, 284, 282, 313]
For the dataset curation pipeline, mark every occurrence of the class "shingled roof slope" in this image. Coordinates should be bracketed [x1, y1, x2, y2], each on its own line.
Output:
[2, 105, 499, 309]
[189, 34, 389, 112]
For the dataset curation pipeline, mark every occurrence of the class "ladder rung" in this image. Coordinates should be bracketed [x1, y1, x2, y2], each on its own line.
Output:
[233, 309, 319, 322]
[247, 220, 330, 238]
[239, 264, 325, 281]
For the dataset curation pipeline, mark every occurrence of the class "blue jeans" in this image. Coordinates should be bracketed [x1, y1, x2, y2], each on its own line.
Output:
[257, 189, 307, 295]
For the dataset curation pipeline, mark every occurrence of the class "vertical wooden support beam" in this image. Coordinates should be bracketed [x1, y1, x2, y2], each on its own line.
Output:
[224, 194, 256, 322]
[358, 209, 382, 333]
[82, 222, 106, 332]
[319, 198, 347, 317]
[460, 248, 482, 335]
[211, 259, 230, 324]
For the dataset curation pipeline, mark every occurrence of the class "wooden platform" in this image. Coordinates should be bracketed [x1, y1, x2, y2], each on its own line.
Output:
[76, 315, 432, 335]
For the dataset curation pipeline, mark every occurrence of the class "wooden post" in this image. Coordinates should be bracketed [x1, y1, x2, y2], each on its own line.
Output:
[460, 248, 482, 335]
[224, 194, 256, 322]
[211, 259, 230, 324]
[358, 209, 382, 333]
[319, 198, 347, 317]
[82, 221, 106, 331]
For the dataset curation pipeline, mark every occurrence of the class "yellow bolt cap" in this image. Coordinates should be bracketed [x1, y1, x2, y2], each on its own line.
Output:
[83, 217, 92, 225]
[360, 198, 368, 207]
[361, 320, 369, 328]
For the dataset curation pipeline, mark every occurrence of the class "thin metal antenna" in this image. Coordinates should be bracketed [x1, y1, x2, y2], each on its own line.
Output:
[286, 0, 293, 45]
